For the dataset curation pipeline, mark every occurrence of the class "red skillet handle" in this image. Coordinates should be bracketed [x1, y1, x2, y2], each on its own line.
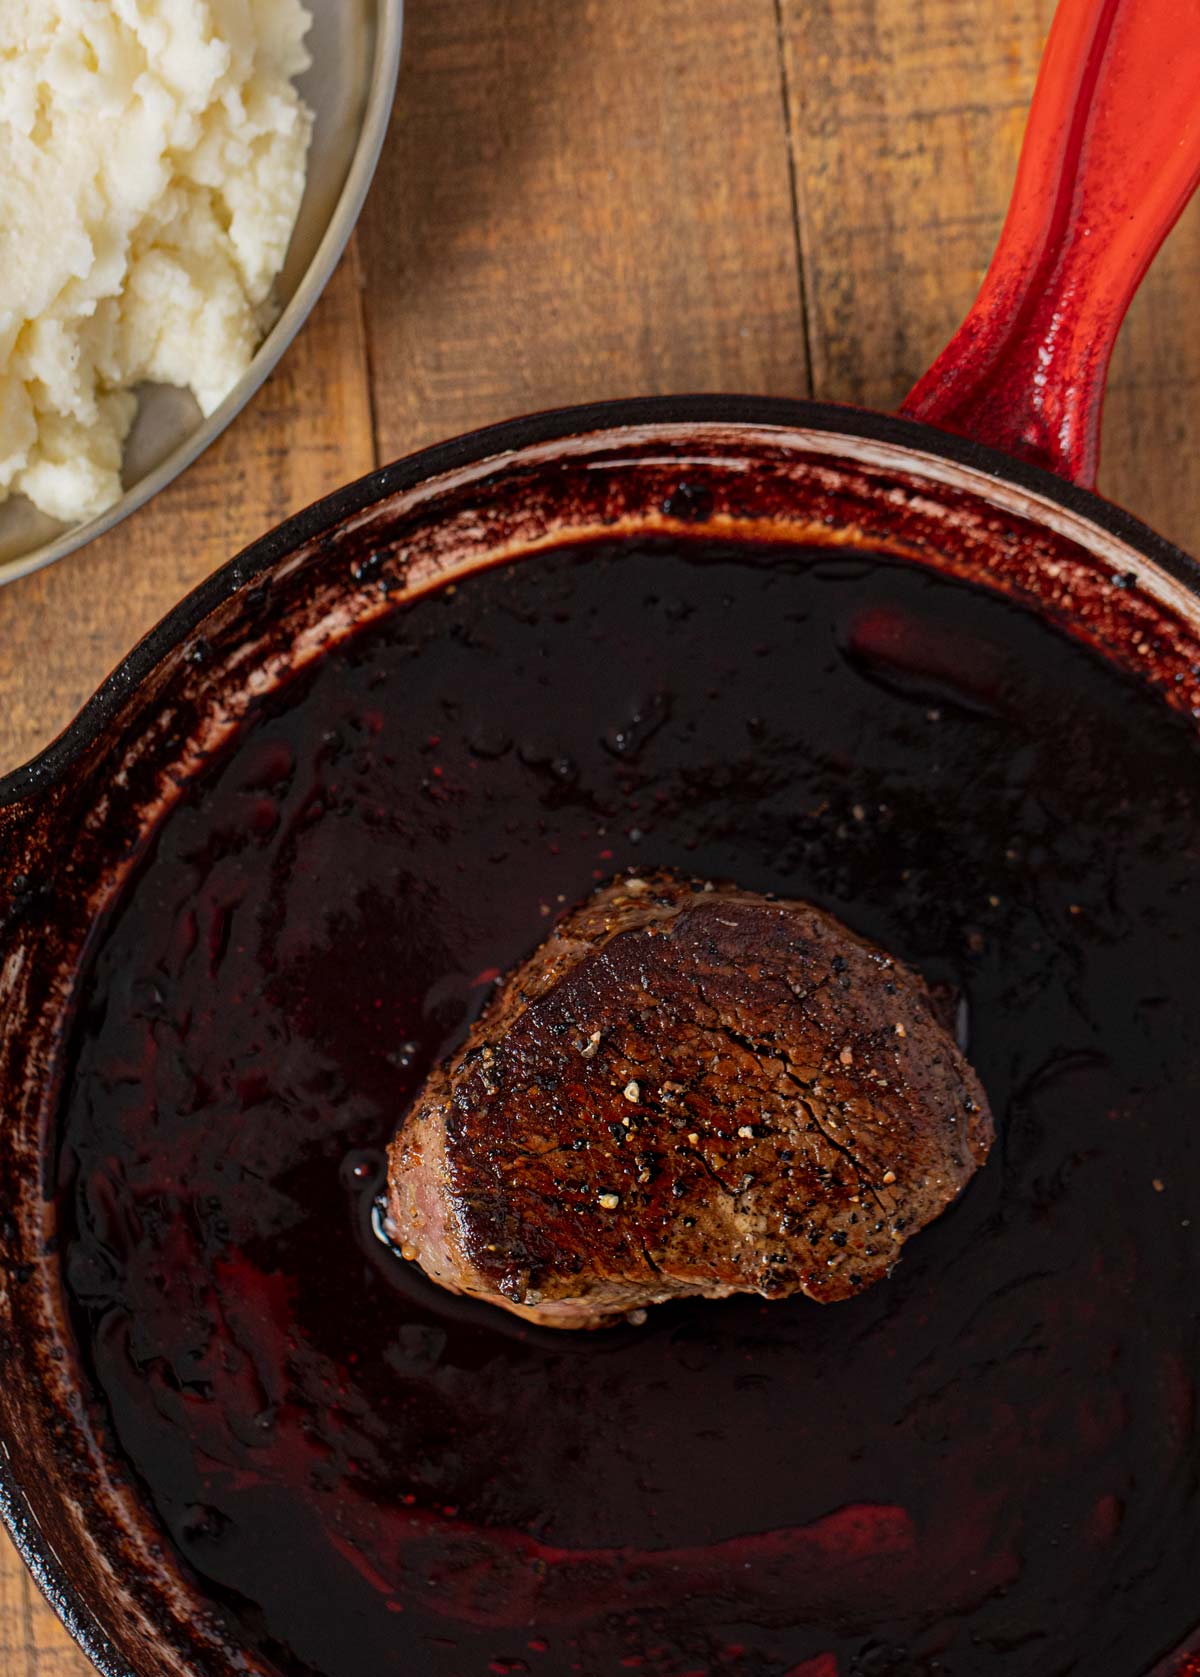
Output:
[901, 0, 1200, 489]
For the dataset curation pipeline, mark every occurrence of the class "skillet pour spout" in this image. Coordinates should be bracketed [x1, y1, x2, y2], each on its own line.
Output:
[3, 0, 1200, 1671]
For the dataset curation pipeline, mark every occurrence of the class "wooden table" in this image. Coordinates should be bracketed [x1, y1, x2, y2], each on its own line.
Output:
[3, 0, 1199, 1668]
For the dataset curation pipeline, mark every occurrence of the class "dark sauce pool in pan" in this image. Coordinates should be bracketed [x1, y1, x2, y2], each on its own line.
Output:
[58, 539, 1200, 1677]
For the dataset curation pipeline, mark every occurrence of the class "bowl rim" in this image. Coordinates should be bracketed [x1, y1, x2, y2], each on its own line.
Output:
[0, 0, 406, 593]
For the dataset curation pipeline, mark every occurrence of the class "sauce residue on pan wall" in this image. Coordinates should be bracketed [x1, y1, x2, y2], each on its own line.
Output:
[58, 540, 1200, 1677]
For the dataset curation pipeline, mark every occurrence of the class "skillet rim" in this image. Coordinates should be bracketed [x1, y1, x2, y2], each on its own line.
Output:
[3, 392, 1198, 814]
[3, 388, 1200, 1677]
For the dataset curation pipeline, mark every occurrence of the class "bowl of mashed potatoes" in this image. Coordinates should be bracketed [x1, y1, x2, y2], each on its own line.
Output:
[0, 0, 404, 586]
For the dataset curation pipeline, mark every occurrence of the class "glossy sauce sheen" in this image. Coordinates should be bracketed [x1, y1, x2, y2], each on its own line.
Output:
[59, 540, 1200, 1677]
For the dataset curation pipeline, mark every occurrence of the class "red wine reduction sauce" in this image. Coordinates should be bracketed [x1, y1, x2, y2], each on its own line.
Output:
[58, 540, 1200, 1677]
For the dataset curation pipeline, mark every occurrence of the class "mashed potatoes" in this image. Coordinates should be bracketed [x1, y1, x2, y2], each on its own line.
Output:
[0, 0, 313, 525]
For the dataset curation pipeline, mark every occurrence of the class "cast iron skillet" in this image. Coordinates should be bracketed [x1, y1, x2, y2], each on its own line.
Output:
[2, 1, 1200, 1673]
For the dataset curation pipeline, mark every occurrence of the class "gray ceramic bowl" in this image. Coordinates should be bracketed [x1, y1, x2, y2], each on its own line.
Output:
[0, 0, 405, 590]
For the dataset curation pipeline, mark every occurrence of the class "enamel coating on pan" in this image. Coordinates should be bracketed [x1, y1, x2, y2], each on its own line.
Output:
[2, 395, 1200, 1677]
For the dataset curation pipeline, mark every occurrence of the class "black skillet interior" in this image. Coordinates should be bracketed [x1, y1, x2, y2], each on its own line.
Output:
[4, 400, 1200, 1677]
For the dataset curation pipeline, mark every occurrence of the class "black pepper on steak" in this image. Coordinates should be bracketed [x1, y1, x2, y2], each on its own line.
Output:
[385, 871, 994, 1328]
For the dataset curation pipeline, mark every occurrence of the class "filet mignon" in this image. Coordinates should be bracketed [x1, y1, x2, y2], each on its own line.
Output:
[386, 873, 993, 1327]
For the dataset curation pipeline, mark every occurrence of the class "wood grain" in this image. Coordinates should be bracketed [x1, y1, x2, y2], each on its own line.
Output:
[0, 1550, 85, 1677]
[359, 0, 808, 461]
[1101, 202, 1200, 554]
[4, 0, 1200, 1668]
[779, 0, 1055, 413]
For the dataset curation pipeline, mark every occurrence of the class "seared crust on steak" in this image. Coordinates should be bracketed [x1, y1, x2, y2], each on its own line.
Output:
[386, 873, 993, 1327]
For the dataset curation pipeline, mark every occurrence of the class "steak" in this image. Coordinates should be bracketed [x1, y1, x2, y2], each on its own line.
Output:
[385, 872, 993, 1327]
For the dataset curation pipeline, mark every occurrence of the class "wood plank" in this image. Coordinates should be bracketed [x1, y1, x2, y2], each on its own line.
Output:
[0, 1538, 37, 1677]
[0, 243, 376, 777]
[0, 1539, 89, 1677]
[778, 0, 1200, 552]
[1101, 205, 1200, 555]
[778, 0, 1054, 412]
[360, 0, 808, 462]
